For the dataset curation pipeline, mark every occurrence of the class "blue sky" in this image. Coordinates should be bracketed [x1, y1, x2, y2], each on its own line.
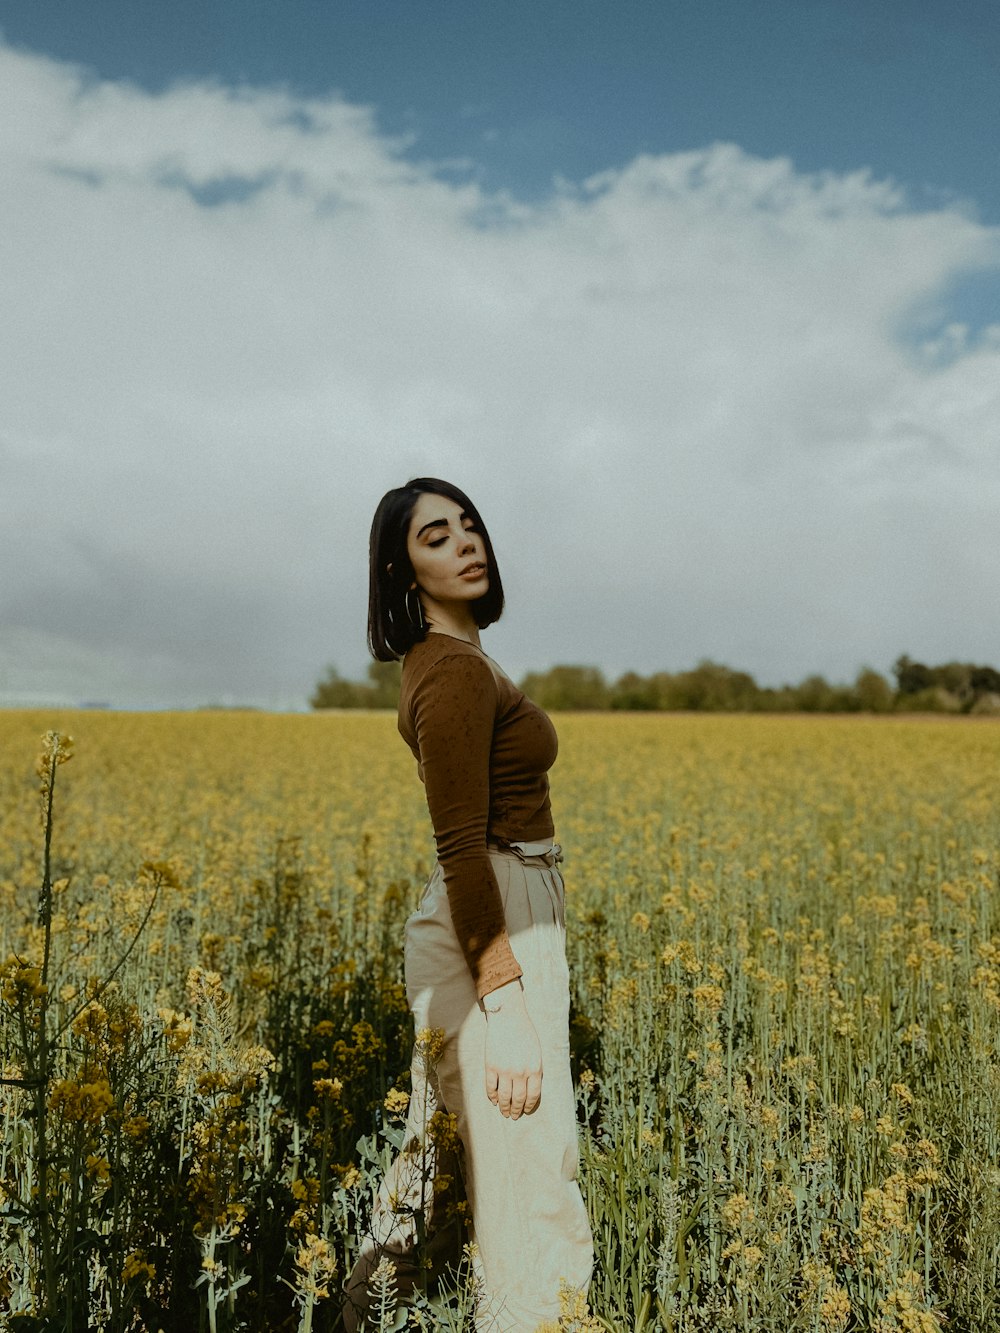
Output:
[1, 2, 998, 706]
[5, 1, 999, 229]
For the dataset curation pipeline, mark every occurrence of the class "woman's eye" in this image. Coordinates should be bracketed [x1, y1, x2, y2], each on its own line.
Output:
[429, 537, 447, 547]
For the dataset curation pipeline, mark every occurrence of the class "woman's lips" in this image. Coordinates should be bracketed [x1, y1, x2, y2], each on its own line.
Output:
[459, 563, 487, 579]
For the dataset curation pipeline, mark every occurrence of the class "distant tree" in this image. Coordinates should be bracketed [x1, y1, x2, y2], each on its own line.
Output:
[893, 659, 1000, 713]
[929, 661, 975, 707]
[927, 662, 1000, 710]
[669, 660, 759, 711]
[365, 659, 403, 708]
[648, 672, 680, 710]
[519, 665, 610, 710]
[311, 660, 401, 710]
[854, 668, 893, 713]
[894, 687, 961, 714]
[310, 652, 999, 715]
[970, 665, 1000, 696]
[970, 689, 1000, 716]
[932, 661, 967, 692]
[893, 655, 932, 695]
[792, 675, 836, 713]
[310, 667, 365, 709]
[831, 685, 865, 712]
[609, 671, 660, 710]
[753, 686, 789, 712]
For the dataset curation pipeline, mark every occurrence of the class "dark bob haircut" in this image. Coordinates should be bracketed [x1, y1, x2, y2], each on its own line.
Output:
[368, 477, 505, 662]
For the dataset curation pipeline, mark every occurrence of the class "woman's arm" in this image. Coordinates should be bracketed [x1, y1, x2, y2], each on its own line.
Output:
[410, 649, 522, 998]
[411, 650, 543, 1118]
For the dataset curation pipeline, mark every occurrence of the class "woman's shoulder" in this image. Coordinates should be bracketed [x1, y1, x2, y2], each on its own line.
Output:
[403, 634, 501, 699]
[407, 631, 483, 658]
[404, 633, 491, 667]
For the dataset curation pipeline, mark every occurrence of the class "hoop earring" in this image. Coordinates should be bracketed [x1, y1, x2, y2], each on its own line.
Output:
[405, 587, 426, 631]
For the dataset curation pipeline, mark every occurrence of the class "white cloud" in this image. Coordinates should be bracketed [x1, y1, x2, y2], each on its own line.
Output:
[1, 39, 998, 706]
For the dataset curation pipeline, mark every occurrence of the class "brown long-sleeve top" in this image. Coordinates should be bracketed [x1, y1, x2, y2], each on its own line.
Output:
[398, 632, 559, 999]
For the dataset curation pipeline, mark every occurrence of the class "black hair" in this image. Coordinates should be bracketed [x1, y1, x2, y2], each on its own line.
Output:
[368, 477, 505, 661]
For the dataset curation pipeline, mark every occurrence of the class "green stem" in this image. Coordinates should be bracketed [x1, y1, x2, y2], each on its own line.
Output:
[35, 734, 59, 1314]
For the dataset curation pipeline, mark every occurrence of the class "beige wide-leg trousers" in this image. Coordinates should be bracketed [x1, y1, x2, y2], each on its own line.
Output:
[343, 845, 593, 1332]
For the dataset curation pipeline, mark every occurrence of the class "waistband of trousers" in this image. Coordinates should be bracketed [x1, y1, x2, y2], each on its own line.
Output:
[487, 838, 563, 867]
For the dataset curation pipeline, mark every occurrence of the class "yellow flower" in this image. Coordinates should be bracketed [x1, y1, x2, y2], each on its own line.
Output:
[85, 1154, 111, 1182]
[313, 1077, 344, 1102]
[36, 731, 74, 826]
[758, 1105, 780, 1135]
[554, 1278, 604, 1331]
[721, 1192, 755, 1233]
[71, 1000, 109, 1043]
[49, 1077, 114, 1125]
[415, 1026, 446, 1066]
[157, 1008, 194, 1052]
[428, 1109, 461, 1154]
[692, 983, 724, 1016]
[383, 1087, 410, 1116]
[1, 958, 47, 1008]
[123, 1114, 150, 1141]
[294, 1232, 336, 1299]
[820, 1283, 850, 1330]
[122, 1250, 156, 1284]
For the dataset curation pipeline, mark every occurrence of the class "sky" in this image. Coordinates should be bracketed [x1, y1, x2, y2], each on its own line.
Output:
[1, 1, 998, 709]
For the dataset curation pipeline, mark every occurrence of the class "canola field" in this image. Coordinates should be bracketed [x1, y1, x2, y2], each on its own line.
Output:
[1, 710, 999, 1332]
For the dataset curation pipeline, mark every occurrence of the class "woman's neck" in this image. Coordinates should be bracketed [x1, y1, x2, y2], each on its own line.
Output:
[423, 602, 482, 649]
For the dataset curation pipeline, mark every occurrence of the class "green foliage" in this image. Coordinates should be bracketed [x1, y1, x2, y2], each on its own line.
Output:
[522, 661, 903, 715]
[855, 667, 894, 713]
[311, 661, 401, 710]
[0, 735, 175, 1332]
[893, 655, 1000, 712]
[893, 654, 934, 695]
[664, 661, 761, 713]
[608, 671, 660, 711]
[894, 687, 962, 714]
[312, 653, 1000, 716]
[518, 664, 611, 710]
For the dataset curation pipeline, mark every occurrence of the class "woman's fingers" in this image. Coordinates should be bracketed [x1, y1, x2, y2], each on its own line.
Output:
[508, 1076, 527, 1120]
[483, 1067, 544, 1119]
[524, 1068, 542, 1116]
[496, 1073, 514, 1117]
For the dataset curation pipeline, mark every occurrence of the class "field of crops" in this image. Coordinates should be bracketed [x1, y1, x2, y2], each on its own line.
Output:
[2, 710, 999, 1332]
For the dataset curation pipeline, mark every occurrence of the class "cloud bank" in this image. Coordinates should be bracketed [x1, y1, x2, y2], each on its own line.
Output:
[1, 39, 998, 706]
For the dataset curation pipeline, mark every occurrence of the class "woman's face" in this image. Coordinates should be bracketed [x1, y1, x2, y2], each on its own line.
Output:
[405, 492, 489, 607]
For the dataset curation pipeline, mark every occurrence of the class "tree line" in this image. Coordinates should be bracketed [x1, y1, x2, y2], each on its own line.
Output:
[311, 654, 1000, 715]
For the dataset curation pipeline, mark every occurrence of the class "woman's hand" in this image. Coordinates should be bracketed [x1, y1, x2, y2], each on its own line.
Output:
[483, 980, 543, 1119]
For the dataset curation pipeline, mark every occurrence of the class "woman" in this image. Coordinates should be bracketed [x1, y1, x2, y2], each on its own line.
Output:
[343, 478, 593, 1332]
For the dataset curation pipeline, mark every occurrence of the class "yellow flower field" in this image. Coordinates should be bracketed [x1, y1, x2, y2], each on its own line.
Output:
[1, 710, 998, 1331]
